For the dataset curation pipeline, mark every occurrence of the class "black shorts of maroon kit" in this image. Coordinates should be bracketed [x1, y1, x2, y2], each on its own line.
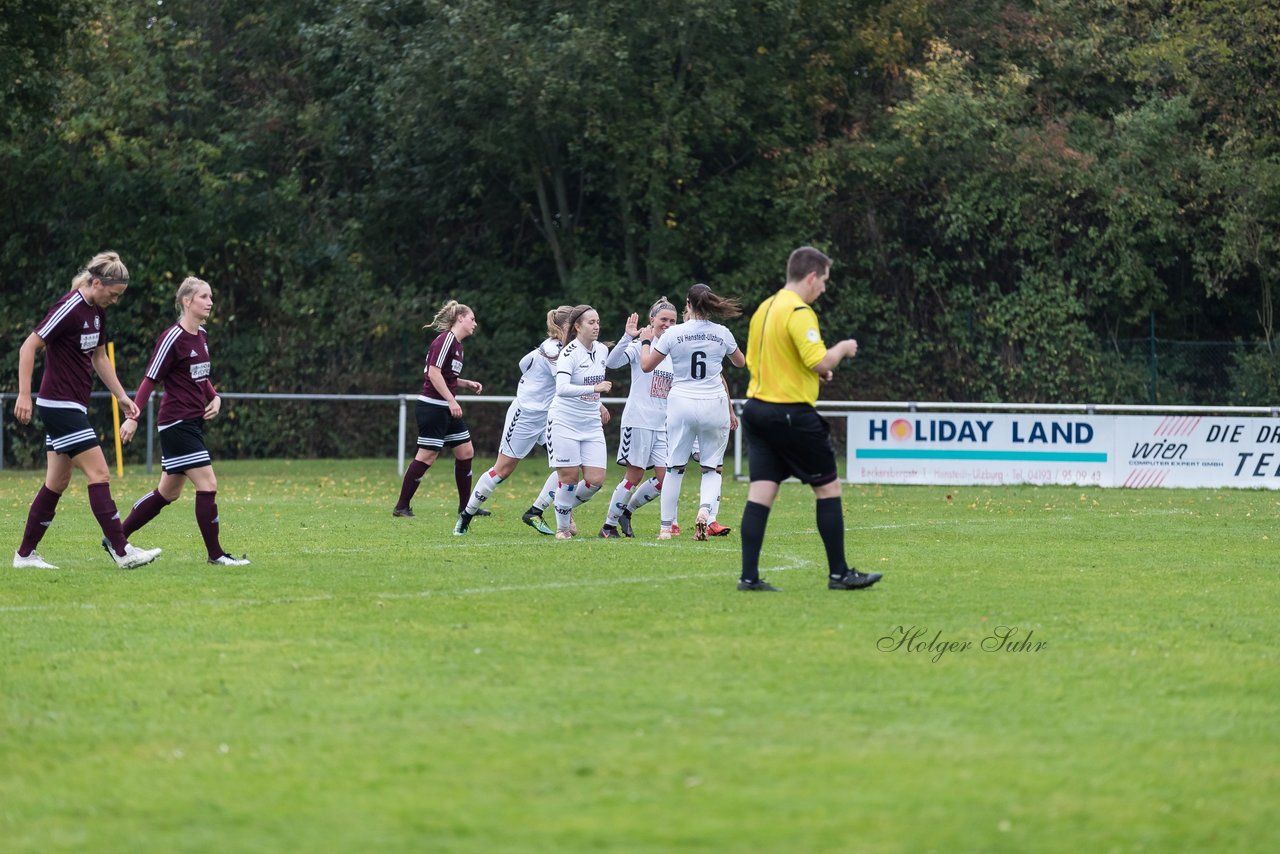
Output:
[159, 419, 213, 473]
[39, 404, 101, 457]
[741, 398, 838, 486]
[415, 401, 471, 451]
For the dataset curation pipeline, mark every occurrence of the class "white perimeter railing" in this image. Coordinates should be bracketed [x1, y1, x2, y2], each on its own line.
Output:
[2, 392, 1277, 479]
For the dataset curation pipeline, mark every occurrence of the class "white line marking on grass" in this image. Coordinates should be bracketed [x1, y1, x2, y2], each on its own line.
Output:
[0, 555, 816, 614]
[298, 541, 747, 556]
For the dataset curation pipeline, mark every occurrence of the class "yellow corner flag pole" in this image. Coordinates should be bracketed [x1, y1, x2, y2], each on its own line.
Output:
[108, 341, 124, 477]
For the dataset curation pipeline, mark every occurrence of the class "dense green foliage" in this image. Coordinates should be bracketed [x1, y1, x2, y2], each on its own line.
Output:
[2, 460, 1278, 851]
[4, 1, 1280, 463]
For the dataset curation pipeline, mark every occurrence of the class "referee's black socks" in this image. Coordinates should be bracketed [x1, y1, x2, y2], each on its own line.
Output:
[815, 497, 847, 578]
[739, 501, 771, 582]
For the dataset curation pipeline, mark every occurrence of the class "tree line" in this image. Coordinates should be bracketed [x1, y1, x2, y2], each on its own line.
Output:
[3, 0, 1278, 464]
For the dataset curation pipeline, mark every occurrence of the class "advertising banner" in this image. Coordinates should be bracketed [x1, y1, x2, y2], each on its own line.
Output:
[846, 412, 1280, 489]
[1115, 415, 1280, 489]
[848, 413, 1113, 486]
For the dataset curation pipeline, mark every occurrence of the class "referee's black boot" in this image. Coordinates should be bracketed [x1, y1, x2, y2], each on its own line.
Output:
[828, 568, 882, 590]
[738, 578, 781, 592]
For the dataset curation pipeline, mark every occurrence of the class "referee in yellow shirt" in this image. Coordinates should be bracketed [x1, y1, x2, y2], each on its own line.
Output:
[738, 246, 883, 592]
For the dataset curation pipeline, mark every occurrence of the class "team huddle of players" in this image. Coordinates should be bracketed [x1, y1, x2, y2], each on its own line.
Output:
[10, 248, 745, 573]
[13, 247, 880, 594]
[393, 285, 746, 541]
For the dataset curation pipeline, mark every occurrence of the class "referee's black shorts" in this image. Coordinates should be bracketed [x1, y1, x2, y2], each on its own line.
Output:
[741, 398, 839, 486]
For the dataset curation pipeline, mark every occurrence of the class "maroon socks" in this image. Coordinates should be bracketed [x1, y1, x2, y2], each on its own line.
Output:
[454, 459, 472, 513]
[87, 482, 128, 556]
[396, 459, 430, 512]
[195, 490, 224, 560]
[18, 485, 62, 557]
[122, 490, 172, 538]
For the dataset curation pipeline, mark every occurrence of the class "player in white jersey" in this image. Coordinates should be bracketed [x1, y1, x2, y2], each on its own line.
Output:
[688, 375, 739, 537]
[641, 283, 745, 540]
[454, 307, 573, 536]
[597, 297, 678, 538]
[547, 305, 613, 539]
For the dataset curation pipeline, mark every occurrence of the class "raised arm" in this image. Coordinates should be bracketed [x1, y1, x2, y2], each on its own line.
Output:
[606, 314, 640, 369]
[813, 338, 858, 377]
[605, 336, 635, 369]
[638, 333, 664, 372]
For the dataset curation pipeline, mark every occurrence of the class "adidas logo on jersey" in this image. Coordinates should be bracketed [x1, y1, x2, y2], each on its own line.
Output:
[83, 321, 90, 329]
[191, 350, 199, 357]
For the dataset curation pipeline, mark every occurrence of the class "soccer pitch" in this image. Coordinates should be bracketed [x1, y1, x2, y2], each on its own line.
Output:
[2, 459, 1277, 852]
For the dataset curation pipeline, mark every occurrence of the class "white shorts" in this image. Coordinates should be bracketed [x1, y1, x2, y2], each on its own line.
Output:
[616, 426, 667, 470]
[666, 393, 730, 468]
[548, 421, 608, 469]
[498, 402, 549, 459]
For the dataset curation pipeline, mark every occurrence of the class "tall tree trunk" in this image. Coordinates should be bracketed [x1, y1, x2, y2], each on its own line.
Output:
[620, 178, 641, 288]
[534, 165, 570, 289]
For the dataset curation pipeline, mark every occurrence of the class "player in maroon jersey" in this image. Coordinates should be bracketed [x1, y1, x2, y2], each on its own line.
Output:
[11, 251, 162, 570]
[116, 277, 250, 566]
[393, 300, 484, 521]
[455, 305, 573, 536]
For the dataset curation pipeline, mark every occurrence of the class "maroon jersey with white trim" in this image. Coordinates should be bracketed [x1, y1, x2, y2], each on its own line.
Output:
[144, 324, 213, 423]
[34, 290, 110, 409]
[418, 330, 465, 404]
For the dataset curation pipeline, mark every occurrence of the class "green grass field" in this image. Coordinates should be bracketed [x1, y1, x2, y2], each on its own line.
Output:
[2, 458, 1277, 852]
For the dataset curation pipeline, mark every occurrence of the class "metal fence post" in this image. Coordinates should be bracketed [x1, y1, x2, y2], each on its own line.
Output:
[846, 412, 855, 481]
[1149, 311, 1158, 405]
[398, 396, 407, 475]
